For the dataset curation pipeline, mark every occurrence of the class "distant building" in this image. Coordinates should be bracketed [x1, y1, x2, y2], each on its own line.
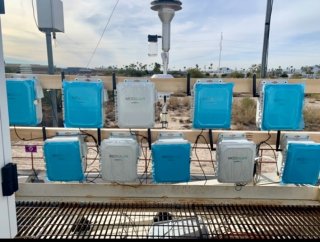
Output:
[312, 65, 320, 74]
[5, 63, 61, 74]
[219, 67, 233, 75]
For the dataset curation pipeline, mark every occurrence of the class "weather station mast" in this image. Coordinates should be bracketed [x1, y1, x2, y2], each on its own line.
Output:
[150, 0, 182, 78]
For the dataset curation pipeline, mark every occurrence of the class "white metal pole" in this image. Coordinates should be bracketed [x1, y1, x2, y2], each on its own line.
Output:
[0, 17, 18, 238]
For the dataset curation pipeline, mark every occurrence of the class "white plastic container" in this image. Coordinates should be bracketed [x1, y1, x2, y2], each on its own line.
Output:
[116, 80, 157, 128]
[148, 35, 158, 56]
[216, 133, 256, 184]
[100, 132, 140, 182]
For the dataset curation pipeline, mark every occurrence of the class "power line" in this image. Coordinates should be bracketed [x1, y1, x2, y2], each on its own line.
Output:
[86, 0, 120, 68]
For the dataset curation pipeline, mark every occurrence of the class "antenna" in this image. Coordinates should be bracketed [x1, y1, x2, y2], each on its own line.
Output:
[218, 32, 223, 75]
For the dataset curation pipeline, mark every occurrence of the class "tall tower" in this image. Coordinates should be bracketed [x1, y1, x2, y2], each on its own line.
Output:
[151, 0, 182, 78]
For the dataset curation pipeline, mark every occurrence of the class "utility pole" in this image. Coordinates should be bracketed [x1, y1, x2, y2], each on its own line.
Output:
[261, 0, 273, 78]
[218, 32, 223, 74]
[36, 0, 64, 127]
[45, 30, 58, 127]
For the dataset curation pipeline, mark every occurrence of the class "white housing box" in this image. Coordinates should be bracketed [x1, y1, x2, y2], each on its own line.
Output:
[116, 80, 156, 128]
[36, 0, 64, 32]
[100, 132, 140, 182]
[216, 133, 256, 184]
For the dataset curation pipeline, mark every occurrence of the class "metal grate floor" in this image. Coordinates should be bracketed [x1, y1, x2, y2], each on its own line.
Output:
[16, 202, 320, 239]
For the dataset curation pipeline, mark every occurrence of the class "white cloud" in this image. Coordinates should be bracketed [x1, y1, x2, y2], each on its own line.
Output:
[2, 0, 320, 70]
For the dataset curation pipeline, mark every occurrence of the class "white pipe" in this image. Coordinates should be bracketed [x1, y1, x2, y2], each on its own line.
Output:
[161, 52, 169, 75]
[0, 17, 18, 238]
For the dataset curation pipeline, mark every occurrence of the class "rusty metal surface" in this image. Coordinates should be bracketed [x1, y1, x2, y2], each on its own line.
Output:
[16, 201, 320, 239]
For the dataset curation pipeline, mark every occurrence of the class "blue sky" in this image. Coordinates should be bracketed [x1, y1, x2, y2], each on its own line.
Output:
[2, 0, 320, 71]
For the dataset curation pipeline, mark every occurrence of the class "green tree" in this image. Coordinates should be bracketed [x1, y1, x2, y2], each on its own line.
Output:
[248, 64, 261, 77]
[153, 62, 161, 74]
[188, 68, 204, 78]
[229, 71, 245, 78]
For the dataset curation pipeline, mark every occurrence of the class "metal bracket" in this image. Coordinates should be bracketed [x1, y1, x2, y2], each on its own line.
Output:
[110, 131, 136, 140]
[159, 132, 183, 140]
[1, 163, 18, 196]
[56, 131, 80, 137]
[196, 79, 223, 84]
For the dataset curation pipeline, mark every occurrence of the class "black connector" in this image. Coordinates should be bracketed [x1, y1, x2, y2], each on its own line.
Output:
[97, 128, 101, 146]
[186, 73, 191, 96]
[208, 129, 215, 151]
[276, 130, 282, 151]
[2, 163, 18, 197]
[148, 128, 152, 150]
[253, 74, 259, 97]
[42, 126, 47, 141]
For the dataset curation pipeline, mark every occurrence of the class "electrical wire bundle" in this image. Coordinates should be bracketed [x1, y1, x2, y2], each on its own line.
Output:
[192, 129, 216, 185]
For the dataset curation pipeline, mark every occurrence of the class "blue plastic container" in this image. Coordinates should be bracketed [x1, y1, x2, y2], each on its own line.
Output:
[44, 137, 85, 182]
[193, 82, 234, 129]
[282, 143, 320, 185]
[63, 81, 105, 128]
[152, 143, 191, 183]
[6, 79, 42, 126]
[261, 84, 304, 130]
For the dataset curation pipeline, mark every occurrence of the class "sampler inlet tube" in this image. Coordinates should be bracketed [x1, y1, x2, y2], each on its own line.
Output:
[151, 0, 182, 76]
[159, 7, 174, 75]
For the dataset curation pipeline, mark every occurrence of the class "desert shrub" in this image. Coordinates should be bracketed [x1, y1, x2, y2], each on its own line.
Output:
[168, 96, 190, 110]
[304, 107, 320, 131]
[168, 97, 179, 110]
[187, 68, 205, 78]
[181, 97, 191, 109]
[232, 97, 257, 129]
[306, 94, 320, 101]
